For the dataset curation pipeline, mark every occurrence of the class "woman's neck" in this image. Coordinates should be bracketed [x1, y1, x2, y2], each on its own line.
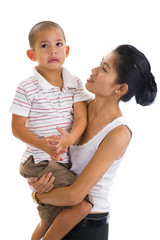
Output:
[77, 97, 122, 145]
[88, 96, 122, 125]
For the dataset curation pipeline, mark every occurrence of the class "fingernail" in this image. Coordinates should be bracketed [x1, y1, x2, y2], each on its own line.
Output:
[51, 177, 55, 182]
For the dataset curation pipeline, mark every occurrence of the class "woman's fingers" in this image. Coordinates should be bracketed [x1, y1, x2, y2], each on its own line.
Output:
[28, 177, 38, 183]
[38, 173, 55, 193]
[28, 172, 55, 193]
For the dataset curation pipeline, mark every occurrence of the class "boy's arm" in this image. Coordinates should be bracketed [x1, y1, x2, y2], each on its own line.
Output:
[11, 114, 59, 159]
[60, 101, 87, 145]
[47, 101, 87, 156]
[70, 101, 87, 142]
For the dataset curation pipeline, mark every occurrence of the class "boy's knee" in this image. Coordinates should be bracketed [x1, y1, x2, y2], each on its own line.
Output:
[31, 236, 38, 240]
[86, 200, 93, 212]
[81, 199, 92, 215]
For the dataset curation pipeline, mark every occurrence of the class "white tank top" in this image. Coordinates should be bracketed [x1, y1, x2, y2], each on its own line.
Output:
[69, 117, 128, 213]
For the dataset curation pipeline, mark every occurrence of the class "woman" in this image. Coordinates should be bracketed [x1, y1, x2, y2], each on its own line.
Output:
[28, 45, 157, 240]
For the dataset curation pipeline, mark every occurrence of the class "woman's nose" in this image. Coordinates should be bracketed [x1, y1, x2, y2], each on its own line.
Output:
[92, 67, 98, 75]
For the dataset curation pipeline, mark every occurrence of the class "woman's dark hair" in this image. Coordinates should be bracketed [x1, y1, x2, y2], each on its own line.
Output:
[114, 44, 157, 106]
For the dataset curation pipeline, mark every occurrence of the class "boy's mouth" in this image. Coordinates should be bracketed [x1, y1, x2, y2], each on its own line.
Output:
[48, 58, 59, 63]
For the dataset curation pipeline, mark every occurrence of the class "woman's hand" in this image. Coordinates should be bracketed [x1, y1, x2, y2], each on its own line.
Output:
[28, 172, 55, 193]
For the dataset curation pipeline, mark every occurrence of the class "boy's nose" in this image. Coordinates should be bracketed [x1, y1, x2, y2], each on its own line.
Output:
[50, 47, 57, 55]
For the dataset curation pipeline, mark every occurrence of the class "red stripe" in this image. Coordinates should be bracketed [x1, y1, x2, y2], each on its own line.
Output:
[26, 88, 38, 93]
[18, 87, 26, 92]
[49, 96, 72, 100]
[29, 121, 72, 129]
[28, 115, 48, 119]
[75, 89, 83, 92]
[27, 147, 39, 151]
[14, 98, 30, 106]
[34, 98, 48, 101]
[31, 106, 72, 111]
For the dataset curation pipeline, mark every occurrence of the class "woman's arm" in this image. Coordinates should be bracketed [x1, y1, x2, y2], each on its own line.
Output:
[33, 126, 131, 206]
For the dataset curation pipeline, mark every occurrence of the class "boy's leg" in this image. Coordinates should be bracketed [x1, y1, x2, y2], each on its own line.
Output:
[31, 220, 50, 240]
[42, 200, 92, 240]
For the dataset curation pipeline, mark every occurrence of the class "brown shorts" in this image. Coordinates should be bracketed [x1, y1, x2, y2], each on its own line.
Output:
[20, 156, 93, 225]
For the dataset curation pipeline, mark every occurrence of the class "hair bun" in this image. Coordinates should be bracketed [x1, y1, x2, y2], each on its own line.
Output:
[135, 72, 157, 106]
[149, 73, 157, 92]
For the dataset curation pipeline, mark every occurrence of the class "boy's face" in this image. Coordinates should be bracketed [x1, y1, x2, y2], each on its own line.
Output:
[27, 27, 69, 71]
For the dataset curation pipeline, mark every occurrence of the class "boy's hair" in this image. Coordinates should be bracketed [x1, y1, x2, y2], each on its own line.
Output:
[28, 21, 66, 49]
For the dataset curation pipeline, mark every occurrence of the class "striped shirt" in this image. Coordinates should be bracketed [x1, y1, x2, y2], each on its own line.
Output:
[10, 67, 92, 164]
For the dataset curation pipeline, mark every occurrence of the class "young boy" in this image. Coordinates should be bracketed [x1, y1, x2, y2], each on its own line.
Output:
[10, 21, 93, 240]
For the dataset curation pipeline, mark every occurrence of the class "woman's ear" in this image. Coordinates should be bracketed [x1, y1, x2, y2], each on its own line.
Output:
[26, 49, 36, 61]
[119, 84, 128, 95]
[65, 45, 70, 57]
[116, 84, 128, 96]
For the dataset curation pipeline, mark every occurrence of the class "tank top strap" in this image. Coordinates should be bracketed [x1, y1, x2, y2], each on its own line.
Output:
[96, 117, 126, 147]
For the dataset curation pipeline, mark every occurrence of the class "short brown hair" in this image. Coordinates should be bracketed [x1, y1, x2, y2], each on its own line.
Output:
[28, 21, 66, 49]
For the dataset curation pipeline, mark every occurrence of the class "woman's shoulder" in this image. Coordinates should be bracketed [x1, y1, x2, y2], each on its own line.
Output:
[104, 123, 132, 149]
[111, 123, 131, 139]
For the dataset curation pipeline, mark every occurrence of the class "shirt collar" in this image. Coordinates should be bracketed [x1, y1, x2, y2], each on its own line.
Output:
[33, 67, 77, 90]
[62, 67, 77, 89]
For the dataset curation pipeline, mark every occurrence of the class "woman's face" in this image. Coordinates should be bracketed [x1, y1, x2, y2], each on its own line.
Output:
[86, 51, 119, 97]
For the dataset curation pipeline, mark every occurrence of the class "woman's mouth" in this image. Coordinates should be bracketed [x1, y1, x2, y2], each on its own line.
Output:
[87, 76, 94, 83]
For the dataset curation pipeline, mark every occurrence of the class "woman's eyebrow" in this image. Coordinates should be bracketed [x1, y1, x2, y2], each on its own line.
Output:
[102, 59, 110, 69]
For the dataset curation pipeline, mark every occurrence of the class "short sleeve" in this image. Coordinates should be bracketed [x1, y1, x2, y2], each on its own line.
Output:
[9, 81, 32, 117]
[73, 77, 93, 103]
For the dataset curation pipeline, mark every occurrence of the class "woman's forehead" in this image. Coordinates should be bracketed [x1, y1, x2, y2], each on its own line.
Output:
[103, 51, 117, 68]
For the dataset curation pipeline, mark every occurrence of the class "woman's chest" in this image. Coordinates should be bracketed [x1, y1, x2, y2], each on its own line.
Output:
[78, 121, 106, 145]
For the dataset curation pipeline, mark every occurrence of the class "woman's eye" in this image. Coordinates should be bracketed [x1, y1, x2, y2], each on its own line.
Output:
[100, 62, 107, 72]
[102, 67, 107, 72]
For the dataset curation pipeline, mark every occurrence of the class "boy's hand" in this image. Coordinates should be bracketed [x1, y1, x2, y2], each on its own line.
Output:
[46, 127, 73, 160]
[40, 136, 63, 161]
[56, 126, 73, 151]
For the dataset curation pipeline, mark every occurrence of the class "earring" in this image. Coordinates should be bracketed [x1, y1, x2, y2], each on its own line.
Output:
[115, 90, 118, 93]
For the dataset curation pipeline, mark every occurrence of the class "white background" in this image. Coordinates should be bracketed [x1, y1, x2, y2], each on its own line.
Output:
[1, 0, 160, 239]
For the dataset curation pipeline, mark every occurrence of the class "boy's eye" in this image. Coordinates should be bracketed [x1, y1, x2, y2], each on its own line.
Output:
[41, 44, 48, 48]
[56, 42, 62, 47]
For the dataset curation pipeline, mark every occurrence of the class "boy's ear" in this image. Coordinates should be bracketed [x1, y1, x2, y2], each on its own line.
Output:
[66, 46, 70, 57]
[26, 49, 36, 61]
